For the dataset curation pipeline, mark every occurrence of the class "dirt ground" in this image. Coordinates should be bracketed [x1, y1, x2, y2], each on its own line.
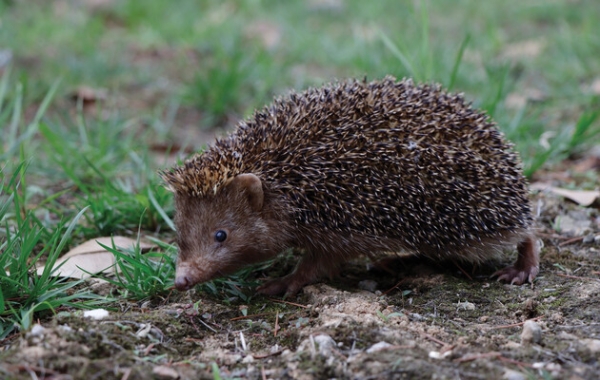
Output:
[1, 191, 599, 380]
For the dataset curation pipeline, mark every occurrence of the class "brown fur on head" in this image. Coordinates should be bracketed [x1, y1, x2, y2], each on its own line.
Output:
[171, 173, 289, 291]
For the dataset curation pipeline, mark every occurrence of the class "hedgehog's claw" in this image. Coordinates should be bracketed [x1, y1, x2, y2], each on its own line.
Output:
[492, 265, 538, 285]
[492, 234, 540, 285]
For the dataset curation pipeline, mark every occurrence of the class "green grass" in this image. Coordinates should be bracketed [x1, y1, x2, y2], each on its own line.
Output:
[0, 164, 105, 339]
[93, 236, 177, 300]
[0, 0, 599, 334]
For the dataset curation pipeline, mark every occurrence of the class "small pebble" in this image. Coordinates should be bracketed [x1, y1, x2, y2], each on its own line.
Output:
[581, 338, 600, 354]
[152, 365, 179, 379]
[313, 334, 338, 357]
[521, 320, 542, 345]
[30, 324, 45, 337]
[428, 350, 452, 360]
[136, 324, 152, 338]
[456, 301, 475, 311]
[582, 233, 595, 244]
[83, 309, 109, 320]
[502, 368, 526, 380]
[366, 341, 393, 353]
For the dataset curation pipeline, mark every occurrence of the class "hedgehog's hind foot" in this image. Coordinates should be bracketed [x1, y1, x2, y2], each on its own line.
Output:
[492, 234, 539, 285]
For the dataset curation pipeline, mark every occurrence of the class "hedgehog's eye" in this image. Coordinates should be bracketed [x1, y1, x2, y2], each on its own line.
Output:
[214, 230, 227, 243]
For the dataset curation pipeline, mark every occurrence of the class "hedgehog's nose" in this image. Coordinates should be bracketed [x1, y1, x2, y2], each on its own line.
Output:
[174, 275, 192, 291]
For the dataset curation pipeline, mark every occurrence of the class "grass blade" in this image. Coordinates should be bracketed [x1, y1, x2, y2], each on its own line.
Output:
[448, 33, 470, 90]
[7, 82, 22, 149]
[31, 77, 61, 127]
[379, 31, 415, 79]
[36, 206, 90, 287]
[0, 65, 10, 113]
[149, 188, 176, 232]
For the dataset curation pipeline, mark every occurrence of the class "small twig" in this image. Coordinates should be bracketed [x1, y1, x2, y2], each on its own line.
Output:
[556, 273, 600, 281]
[143, 343, 156, 356]
[451, 259, 473, 281]
[487, 316, 543, 330]
[0, 333, 19, 347]
[121, 367, 132, 380]
[268, 298, 309, 308]
[498, 355, 534, 368]
[188, 315, 217, 334]
[197, 317, 218, 333]
[261, 365, 267, 380]
[240, 331, 247, 351]
[254, 350, 284, 359]
[454, 351, 502, 363]
[274, 312, 280, 337]
[382, 278, 408, 296]
[454, 351, 534, 367]
[230, 312, 271, 321]
[558, 236, 585, 246]
[421, 332, 449, 347]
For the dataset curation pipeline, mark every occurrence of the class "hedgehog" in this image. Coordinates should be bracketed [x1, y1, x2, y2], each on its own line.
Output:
[161, 76, 539, 296]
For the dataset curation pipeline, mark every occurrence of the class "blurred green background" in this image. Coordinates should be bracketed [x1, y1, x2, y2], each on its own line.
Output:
[2, 0, 598, 149]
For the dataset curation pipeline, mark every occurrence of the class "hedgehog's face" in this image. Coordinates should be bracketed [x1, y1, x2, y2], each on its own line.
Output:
[173, 173, 277, 291]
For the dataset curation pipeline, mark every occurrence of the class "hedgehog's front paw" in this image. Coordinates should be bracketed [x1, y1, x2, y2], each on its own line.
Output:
[492, 265, 539, 285]
[256, 278, 290, 296]
[257, 276, 306, 297]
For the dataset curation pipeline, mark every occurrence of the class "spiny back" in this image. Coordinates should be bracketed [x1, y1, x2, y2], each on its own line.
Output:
[162, 77, 531, 252]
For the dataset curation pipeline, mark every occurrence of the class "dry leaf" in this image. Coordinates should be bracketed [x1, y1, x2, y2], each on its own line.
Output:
[36, 236, 155, 280]
[152, 365, 180, 379]
[531, 183, 600, 207]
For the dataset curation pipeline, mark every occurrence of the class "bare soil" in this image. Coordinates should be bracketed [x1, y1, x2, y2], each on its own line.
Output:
[1, 193, 599, 380]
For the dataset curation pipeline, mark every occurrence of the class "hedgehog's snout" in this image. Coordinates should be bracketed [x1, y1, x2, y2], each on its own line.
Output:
[174, 274, 193, 291]
[174, 262, 204, 291]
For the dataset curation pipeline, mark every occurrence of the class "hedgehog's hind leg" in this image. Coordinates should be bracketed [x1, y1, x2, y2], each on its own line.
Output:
[492, 234, 539, 285]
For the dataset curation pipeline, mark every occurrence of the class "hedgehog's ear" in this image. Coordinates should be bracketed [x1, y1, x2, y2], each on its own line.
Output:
[229, 173, 264, 211]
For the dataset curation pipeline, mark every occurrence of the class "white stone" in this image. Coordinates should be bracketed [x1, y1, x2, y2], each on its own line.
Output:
[83, 309, 109, 320]
[521, 320, 542, 344]
[366, 341, 393, 353]
[30, 324, 45, 336]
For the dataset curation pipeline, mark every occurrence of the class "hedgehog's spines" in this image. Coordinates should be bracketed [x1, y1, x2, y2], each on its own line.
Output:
[163, 76, 532, 261]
